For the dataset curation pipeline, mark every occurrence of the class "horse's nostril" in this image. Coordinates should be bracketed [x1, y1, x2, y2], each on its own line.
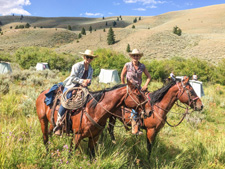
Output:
[201, 105, 204, 110]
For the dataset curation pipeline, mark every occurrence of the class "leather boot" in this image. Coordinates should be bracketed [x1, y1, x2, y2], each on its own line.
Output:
[131, 119, 143, 135]
[53, 113, 62, 136]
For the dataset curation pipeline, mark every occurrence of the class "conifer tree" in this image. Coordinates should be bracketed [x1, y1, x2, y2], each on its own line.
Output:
[139, 16, 141, 20]
[102, 16, 105, 20]
[113, 21, 117, 27]
[133, 18, 137, 23]
[78, 33, 82, 39]
[103, 28, 105, 32]
[81, 27, 86, 35]
[25, 23, 30, 28]
[132, 25, 135, 29]
[67, 25, 72, 30]
[89, 26, 92, 33]
[105, 22, 108, 26]
[107, 27, 115, 45]
[126, 44, 131, 52]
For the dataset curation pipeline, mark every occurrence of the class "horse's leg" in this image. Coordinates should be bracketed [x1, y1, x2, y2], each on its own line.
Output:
[107, 116, 116, 143]
[48, 124, 54, 135]
[40, 117, 49, 152]
[146, 128, 156, 159]
[88, 135, 100, 160]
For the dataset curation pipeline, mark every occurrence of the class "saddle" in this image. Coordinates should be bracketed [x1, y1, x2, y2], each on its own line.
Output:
[50, 86, 84, 135]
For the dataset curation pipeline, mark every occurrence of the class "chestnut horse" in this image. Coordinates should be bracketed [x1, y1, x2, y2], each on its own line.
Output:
[36, 80, 151, 158]
[107, 77, 203, 158]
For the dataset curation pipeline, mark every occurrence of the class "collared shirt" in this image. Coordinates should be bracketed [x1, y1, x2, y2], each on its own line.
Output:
[125, 61, 145, 86]
[63, 61, 93, 88]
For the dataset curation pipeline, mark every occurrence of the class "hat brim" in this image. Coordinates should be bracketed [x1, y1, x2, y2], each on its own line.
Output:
[129, 53, 143, 57]
[79, 52, 98, 58]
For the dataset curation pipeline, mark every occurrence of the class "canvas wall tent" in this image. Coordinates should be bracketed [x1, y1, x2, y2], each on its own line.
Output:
[99, 69, 120, 84]
[0, 62, 12, 74]
[176, 76, 205, 98]
[36, 63, 49, 71]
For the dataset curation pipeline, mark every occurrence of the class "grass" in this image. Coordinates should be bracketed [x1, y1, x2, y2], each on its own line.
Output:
[0, 69, 225, 169]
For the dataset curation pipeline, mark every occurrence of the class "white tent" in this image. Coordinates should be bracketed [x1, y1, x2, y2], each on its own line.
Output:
[176, 76, 205, 98]
[99, 69, 120, 84]
[36, 63, 49, 71]
[0, 62, 12, 74]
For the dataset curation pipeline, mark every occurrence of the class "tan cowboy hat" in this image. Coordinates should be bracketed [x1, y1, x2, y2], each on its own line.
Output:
[129, 49, 143, 57]
[79, 49, 98, 58]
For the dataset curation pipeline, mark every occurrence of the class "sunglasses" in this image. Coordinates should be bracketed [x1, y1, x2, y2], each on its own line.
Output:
[85, 56, 94, 60]
[132, 55, 140, 58]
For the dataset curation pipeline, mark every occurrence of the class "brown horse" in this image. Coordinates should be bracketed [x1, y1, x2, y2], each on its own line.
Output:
[107, 77, 203, 158]
[36, 80, 151, 158]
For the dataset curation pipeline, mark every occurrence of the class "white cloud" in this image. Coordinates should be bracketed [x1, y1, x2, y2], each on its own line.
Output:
[146, 5, 157, 8]
[85, 12, 103, 16]
[124, 0, 166, 5]
[185, 2, 193, 6]
[0, 0, 31, 15]
[108, 12, 113, 15]
[133, 8, 146, 11]
[113, 2, 120, 5]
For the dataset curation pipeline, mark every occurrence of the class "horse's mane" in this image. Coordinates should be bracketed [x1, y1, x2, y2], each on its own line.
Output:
[149, 80, 176, 106]
[86, 84, 127, 108]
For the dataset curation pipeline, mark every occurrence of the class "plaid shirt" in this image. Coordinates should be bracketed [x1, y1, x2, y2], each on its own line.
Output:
[63, 61, 93, 88]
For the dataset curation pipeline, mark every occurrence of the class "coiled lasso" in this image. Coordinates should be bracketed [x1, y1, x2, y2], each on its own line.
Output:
[60, 87, 89, 110]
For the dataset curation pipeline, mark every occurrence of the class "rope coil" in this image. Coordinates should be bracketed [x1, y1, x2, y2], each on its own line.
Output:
[61, 87, 89, 110]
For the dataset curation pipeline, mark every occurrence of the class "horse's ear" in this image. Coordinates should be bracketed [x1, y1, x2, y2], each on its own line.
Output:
[183, 76, 189, 83]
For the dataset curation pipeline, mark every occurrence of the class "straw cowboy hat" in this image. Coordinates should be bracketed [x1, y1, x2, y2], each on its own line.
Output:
[129, 49, 143, 57]
[79, 49, 98, 58]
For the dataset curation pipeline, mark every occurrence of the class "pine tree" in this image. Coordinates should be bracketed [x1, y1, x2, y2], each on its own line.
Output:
[102, 16, 105, 20]
[139, 16, 141, 20]
[68, 25, 72, 30]
[81, 27, 86, 35]
[89, 26, 92, 33]
[113, 21, 117, 27]
[25, 23, 30, 28]
[133, 18, 137, 23]
[117, 17, 119, 21]
[126, 44, 131, 52]
[78, 33, 82, 39]
[103, 28, 105, 32]
[107, 27, 115, 45]
[132, 25, 135, 29]
[105, 22, 108, 26]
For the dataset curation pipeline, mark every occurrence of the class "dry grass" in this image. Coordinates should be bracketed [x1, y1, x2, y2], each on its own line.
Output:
[1, 4, 225, 63]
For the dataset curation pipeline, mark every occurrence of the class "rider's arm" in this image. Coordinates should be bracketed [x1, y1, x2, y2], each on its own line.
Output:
[121, 65, 127, 84]
[142, 67, 151, 91]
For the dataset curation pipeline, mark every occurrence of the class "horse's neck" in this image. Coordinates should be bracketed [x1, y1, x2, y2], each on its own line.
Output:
[157, 85, 178, 116]
[94, 87, 127, 122]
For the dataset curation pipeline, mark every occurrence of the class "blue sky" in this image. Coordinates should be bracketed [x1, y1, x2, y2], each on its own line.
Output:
[0, 0, 224, 17]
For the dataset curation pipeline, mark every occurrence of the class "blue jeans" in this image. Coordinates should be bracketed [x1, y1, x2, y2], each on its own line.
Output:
[131, 109, 138, 121]
[58, 88, 72, 116]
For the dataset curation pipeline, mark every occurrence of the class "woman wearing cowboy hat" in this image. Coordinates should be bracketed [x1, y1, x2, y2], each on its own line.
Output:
[121, 48, 151, 135]
[54, 49, 98, 135]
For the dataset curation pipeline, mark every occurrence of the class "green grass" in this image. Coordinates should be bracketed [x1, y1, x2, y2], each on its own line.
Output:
[0, 70, 225, 169]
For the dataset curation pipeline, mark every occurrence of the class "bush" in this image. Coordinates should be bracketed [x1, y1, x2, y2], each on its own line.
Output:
[173, 26, 182, 36]
[14, 47, 78, 71]
[91, 49, 129, 77]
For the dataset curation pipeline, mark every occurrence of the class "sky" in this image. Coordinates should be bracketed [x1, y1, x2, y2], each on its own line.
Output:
[0, 0, 224, 17]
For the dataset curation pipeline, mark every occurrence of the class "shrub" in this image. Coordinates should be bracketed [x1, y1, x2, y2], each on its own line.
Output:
[14, 47, 78, 71]
[173, 26, 182, 36]
[91, 49, 129, 77]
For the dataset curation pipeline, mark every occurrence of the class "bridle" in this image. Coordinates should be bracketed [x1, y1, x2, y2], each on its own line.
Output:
[124, 85, 149, 115]
[176, 81, 199, 108]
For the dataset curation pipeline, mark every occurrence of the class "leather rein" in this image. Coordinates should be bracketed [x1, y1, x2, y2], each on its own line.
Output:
[152, 81, 198, 127]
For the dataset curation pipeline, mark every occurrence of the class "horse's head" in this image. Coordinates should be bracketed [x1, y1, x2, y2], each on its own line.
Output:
[177, 76, 203, 111]
[123, 80, 152, 115]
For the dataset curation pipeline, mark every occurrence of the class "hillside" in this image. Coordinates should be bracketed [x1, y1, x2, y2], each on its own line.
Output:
[0, 4, 225, 64]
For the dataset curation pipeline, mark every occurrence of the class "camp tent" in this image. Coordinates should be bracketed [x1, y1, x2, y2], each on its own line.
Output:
[36, 63, 49, 71]
[176, 76, 205, 98]
[99, 69, 120, 84]
[0, 62, 12, 74]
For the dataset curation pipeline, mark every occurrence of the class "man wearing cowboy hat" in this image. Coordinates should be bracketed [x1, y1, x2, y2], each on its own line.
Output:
[54, 49, 98, 135]
[121, 48, 152, 135]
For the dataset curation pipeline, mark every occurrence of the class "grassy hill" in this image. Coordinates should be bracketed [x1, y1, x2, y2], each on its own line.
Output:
[0, 4, 225, 64]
